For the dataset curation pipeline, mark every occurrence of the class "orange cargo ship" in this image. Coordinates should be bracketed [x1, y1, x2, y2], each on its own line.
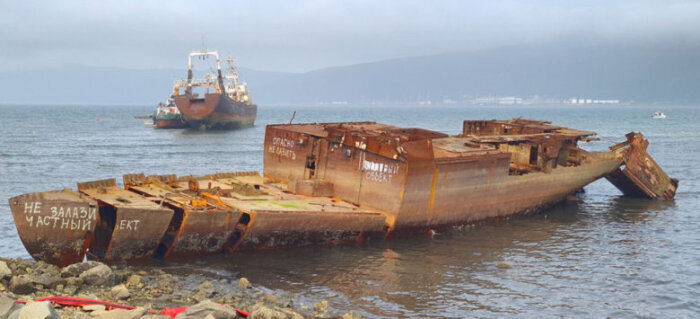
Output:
[173, 50, 256, 130]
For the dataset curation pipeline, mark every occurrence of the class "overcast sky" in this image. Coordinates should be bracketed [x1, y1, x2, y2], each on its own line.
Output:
[1, 0, 699, 73]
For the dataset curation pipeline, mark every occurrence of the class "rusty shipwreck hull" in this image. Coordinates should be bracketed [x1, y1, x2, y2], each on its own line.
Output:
[606, 132, 679, 199]
[77, 179, 174, 263]
[8, 119, 677, 265]
[8, 190, 98, 266]
[180, 173, 387, 252]
[123, 173, 242, 258]
[263, 119, 677, 233]
[174, 94, 257, 130]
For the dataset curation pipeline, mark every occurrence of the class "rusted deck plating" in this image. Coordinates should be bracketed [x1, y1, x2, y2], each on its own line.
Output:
[8, 119, 677, 266]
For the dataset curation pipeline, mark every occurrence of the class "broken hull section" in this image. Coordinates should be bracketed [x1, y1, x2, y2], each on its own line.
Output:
[124, 177, 242, 258]
[8, 190, 98, 267]
[77, 179, 174, 263]
[606, 132, 679, 199]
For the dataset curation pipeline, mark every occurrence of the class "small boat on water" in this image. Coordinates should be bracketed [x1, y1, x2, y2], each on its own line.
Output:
[153, 98, 187, 129]
[652, 110, 666, 119]
[173, 50, 257, 130]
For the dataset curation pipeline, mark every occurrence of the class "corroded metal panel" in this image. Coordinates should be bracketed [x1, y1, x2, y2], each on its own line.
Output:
[100, 206, 174, 262]
[8, 190, 98, 267]
[263, 126, 314, 183]
[78, 178, 174, 262]
[357, 150, 406, 214]
[606, 132, 678, 199]
[238, 208, 387, 249]
[168, 207, 241, 257]
[318, 142, 364, 204]
[123, 176, 243, 258]
[393, 139, 436, 228]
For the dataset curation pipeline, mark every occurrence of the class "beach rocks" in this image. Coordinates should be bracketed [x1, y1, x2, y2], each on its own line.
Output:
[1, 293, 18, 318]
[126, 274, 143, 287]
[174, 299, 237, 319]
[82, 304, 105, 312]
[9, 275, 35, 294]
[2, 258, 352, 319]
[342, 310, 363, 319]
[238, 278, 250, 290]
[110, 284, 130, 300]
[60, 261, 102, 278]
[313, 300, 328, 313]
[0, 261, 11, 279]
[90, 307, 146, 319]
[17, 301, 59, 319]
[78, 264, 114, 286]
[248, 303, 304, 319]
[27, 273, 66, 289]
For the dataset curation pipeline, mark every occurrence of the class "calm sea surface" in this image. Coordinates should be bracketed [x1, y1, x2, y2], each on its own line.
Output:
[1, 104, 698, 317]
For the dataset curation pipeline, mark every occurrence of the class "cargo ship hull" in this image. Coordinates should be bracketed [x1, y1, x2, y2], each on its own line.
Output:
[154, 118, 187, 129]
[174, 94, 256, 130]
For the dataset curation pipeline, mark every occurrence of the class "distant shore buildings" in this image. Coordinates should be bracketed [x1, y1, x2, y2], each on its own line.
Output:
[316, 95, 625, 106]
[564, 97, 620, 104]
[459, 95, 622, 105]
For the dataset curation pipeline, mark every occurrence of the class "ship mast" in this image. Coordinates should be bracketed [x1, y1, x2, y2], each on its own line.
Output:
[183, 37, 225, 96]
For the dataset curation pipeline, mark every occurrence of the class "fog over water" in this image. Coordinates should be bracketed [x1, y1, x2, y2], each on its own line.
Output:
[2, 1, 698, 72]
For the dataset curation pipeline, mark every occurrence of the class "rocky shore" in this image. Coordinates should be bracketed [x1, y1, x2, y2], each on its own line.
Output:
[0, 258, 362, 319]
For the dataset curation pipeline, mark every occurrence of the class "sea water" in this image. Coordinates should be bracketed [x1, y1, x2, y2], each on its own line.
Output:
[1, 104, 698, 317]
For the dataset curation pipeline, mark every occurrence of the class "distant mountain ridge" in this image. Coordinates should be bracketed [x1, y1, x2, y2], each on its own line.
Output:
[1, 38, 698, 105]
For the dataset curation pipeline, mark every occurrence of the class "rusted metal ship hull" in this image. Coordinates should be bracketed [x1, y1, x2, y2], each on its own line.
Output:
[76, 179, 174, 263]
[182, 173, 387, 251]
[262, 122, 632, 233]
[8, 190, 97, 266]
[174, 94, 256, 130]
[123, 174, 243, 258]
[8, 119, 677, 265]
[606, 132, 679, 199]
[154, 118, 187, 129]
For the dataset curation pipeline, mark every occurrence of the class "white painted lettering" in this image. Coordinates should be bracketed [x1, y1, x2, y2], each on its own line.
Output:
[268, 137, 298, 160]
[118, 219, 140, 231]
[361, 159, 400, 184]
[24, 202, 33, 214]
